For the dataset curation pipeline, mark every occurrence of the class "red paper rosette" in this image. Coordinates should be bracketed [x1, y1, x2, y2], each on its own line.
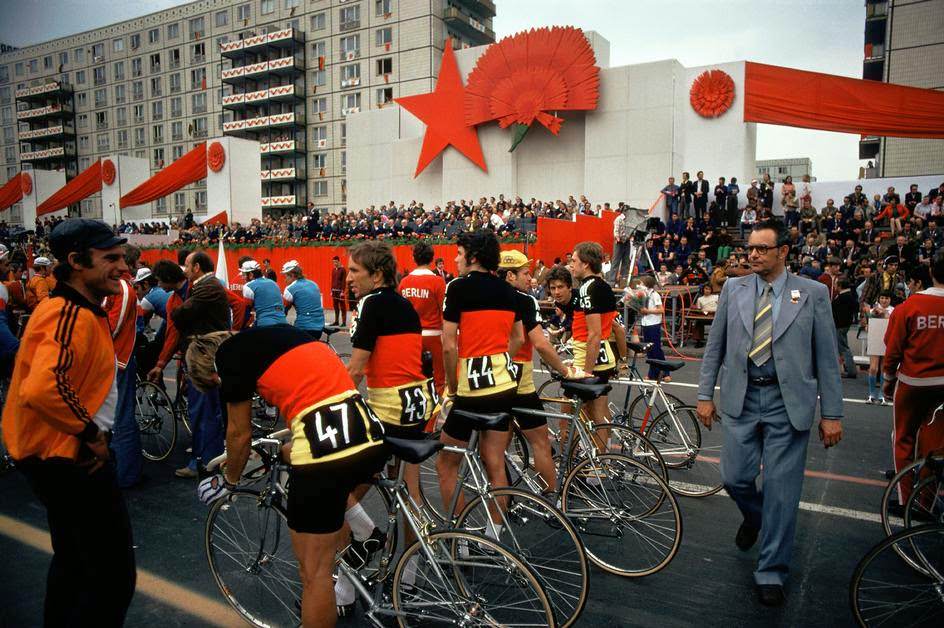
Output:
[102, 159, 116, 185]
[208, 141, 226, 172]
[690, 70, 735, 118]
[21, 173, 32, 196]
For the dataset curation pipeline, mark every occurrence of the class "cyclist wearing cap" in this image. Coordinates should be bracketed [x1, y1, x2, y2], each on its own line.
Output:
[281, 260, 325, 340]
[133, 267, 168, 377]
[437, 229, 525, 518]
[25, 256, 56, 311]
[499, 249, 585, 491]
[398, 241, 447, 395]
[186, 327, 386, 628]
[571, 241, 626, 425]
[241, 260, 287, 327]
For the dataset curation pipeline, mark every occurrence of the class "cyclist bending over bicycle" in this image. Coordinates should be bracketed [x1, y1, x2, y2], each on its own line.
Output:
[188, 326, 387, 628]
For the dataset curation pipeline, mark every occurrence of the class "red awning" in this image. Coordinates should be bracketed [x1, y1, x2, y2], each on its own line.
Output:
[0, 173, 27, 212]
[744, 61, 944, 139]
[36, 160, 103, 216]
[119, 143, 207, 208]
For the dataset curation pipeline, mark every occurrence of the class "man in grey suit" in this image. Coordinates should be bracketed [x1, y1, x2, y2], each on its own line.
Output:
[696, 219, 844, 607]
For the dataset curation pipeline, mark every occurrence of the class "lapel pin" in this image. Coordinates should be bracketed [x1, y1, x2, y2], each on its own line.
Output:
[790, 289, 801, 304]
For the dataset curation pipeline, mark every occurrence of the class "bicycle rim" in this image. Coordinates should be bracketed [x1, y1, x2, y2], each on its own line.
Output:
[628, 390, 685, 432]
[646, 406, 723, 497]
[568, 422, 668, 482]
[205, 490, 301, 627]
[850, 523, 944, 627]
[136, 381, 177, 462]
[561, 453, 682, 577]
[455, 487, 589, 627]
[882, 459, 925, 538]
[392, 530, 554, 628]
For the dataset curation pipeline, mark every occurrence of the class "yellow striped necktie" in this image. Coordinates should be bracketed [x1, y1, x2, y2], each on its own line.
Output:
[749, 284, 773, 367]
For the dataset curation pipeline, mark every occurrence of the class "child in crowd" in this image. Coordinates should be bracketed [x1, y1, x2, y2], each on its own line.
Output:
[636, 275, 670, 381]
[866, 291, 895, 404]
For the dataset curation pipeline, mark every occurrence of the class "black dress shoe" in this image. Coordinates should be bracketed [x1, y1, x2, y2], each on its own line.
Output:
[736, 520, 759, 551]
[756, 584, 785, 607]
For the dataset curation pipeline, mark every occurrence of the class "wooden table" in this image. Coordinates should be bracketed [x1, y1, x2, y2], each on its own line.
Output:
[681, 311, 715, 346]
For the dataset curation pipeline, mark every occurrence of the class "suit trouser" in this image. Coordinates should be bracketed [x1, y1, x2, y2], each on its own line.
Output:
[18, 457, 136, 627]
[610, 241, 632, 283]
[836, 327, 857, 378]
[111, 354, 143, 488]
[721, 383, 811, 586]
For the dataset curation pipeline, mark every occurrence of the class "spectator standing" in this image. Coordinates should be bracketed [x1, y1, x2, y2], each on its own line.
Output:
[330, 255, 348, 326]
[818, 257, 841, 300]
[610, 206, 632, 287]
[693, 171, 709, 221]
[2, 219, 137, 626]
[679, 171, 694, 218]
[832, 277, 859, 379]
[261, 258, 278, 281]
[726, 177, 741, 228]
[746, 179, 760, 210]
[866, 292, 894, 404]
[637, 275, 670, 381]
[662, 176, 680, 216]
[781, 176, 798, 223]
[533, 259, 549, 287]
[434, 257, 454, 283]
[760, 173, 775, 211]
[281, 260, 325, 340]
[714, 177, 728, 225]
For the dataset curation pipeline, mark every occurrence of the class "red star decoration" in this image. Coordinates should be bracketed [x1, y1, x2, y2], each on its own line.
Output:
[395, 39, 486, 177]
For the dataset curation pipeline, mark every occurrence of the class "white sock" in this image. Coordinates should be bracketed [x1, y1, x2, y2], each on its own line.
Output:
[485, 522, 503, 541]
[345, 503, 374, 542]
[334, 572, 356, 606]
[401, 555, 418, 587]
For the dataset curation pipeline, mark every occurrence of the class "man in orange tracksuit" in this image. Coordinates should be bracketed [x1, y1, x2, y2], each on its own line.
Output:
[25, 255, 56, 310]
[398, 241, 447, 395]
[2, 219, 136, 626]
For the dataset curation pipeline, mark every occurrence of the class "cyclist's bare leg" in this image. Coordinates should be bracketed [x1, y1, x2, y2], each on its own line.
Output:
[291, 527, 344, 628]
[522, 425, 556, 492]
[480, 428, 513, 518]
[436, 433, 468, 518]
[588, 394, 612, 447]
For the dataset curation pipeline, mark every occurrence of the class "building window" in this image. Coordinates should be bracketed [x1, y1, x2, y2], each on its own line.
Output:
[376, 0, 392, 16]
[93, 66, 106, 86]
[13, 62, 23, 77]
[192, 92, 207, 113]
[193, 116, 208, 137]
[215, 10, 229, 27]
[189, 17, 205, 38]
[312, 69, 326, 86]
[77, 113, 88, 128]
[192, 43, 206, 64]
[376, 87, 393, 105]
[91, 43, 104, 60]
[376, 27, 392, 47]
[171, 120, 183, 140]
[341, 63, 360, 86]
[172, 145, 184, 160]
[74, 48, 85, 63]
[191, 67, 206, 90]
[76, 92, 87, 107]
[97, 133, 109, 151]
[114, 84, 126, 104]
[152, 124, 164, 143]
[131, 58, 142, 77]
[312, 125, 327, 141]
[311, 12, 325, 30]
[261, 0, 275, 15]
[116, 107, 127, 126]
[376, 57, 392, 75]
[340, 5, 360, 30]
[131, 81, 143, 101]
[79, 135, 90, 149]
[134, 127, 145, 145]
[173, 192, 186, 211]
[340, 34, 360, 59]
[75, 70, 86, 85]
[116, 129, 128, 148]
[169, 48, 181, 69]
[113, 38, 124, 53]
[285, 0, 300, 8]
[313, 180, 328, 197]
[237, 3, 251, 21]
[150, 77, 162, 97]
[43, 56, 53, 70]
[133, 104, 144, 123]
[312, 152, 326, 169]
[95, 110, 108, 129]
[152, 100, 163, 120]
[341, 92, 361, 113]
[167, 23, 180, 39]
[94, 88, 107, 107]
[169, 73, 181, 93]
[114, 61, 125, 81]
[170, 96, 182, 117]
[195, 191, 206, 210]
[150, 53, 161, 73]
[130, 33, 141, 49]
[313, 96, 327, 115]
[155, 197, 167, 213]
[27, 59, 38, 74]
[311, 41, 326, 60]
[0, 67, 7, 84]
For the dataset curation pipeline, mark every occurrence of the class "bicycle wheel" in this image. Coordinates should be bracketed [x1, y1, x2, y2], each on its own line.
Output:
[626, 390, 685, 432]
[505, 423, 535, 489]
[905, 474, 944, 528]
[135, 380, 177, 461]
[883, 457, 942, 537]
[415, 430, 494, 525]
[205, 490, 301, 628]
[561, 453, 682, 577]
[455, 487, 589, 627]
[392, 530, 554, 628]
[645, 405, 723, 497]
[567, 422, 668, 481]
[850, 523, 944, 627]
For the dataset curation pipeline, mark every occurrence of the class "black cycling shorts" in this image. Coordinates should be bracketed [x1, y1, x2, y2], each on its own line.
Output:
[512, 392, 546, 430]
[287, 445, 388, 534]
[382, 422, 428, 441]
[442, 389, 516, 442]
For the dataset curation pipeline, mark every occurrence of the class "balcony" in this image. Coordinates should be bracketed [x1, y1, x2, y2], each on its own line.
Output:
[260, 139, 303, 155]
[18, 125, 70, 141]
[261, 194, 298, 208]
[222, 84, 302, 111]
[339, 49, 360, 62]
[150, 63, 162, 74]
[221, 55, 304, 85]
[859, 135, 880, 160]
[443, 7, 495, 45]
[260, 167, 303, 181]
[220, 28, 304, 59]
[21, 145, 66, 162]
[862, 56, 884, 82]
[339, 20, 360, 32]
[16, 102, 73, 121]
[340, 76, 361, 89]
[222, 111, 304, 135]
[452, 0, 496, 18]
[15, 81, 73, 103]
[192, 54, 206, 65]
[96, 120, 109, 130]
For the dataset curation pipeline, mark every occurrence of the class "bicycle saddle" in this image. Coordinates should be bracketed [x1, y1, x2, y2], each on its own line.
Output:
[322, 325, 347, 336]
[561, 378, 612, 402]
[385, 437, 444, 464]
[646, 358, 685, 372]
[628, 341, 653, 353]
[449, 410, 511, 430]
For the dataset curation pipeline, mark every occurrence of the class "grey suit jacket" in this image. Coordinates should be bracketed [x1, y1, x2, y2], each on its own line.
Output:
[697, 272, 844, 431]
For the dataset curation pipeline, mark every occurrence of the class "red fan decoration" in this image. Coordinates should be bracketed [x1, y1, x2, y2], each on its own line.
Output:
[21, 173, 32, 196]
[208, 141, 226, 172]
[464, 26, 600, 150]
[690, 70, 735, 118]
[101, 159, 116, 186]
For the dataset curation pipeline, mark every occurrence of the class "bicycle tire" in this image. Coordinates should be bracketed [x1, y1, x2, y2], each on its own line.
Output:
[135, 380, 177, 462]
[205, 489, 300, 628]
[849, 523, 944, 627]
[566, 421, 668, 482]
[882, 457, 938, 538]
[561, 453, 682, 577]
[645, 405, 723, 497]
[391, 530, 555, 628]
[626, 390, 685, 432]
[454, 487, 589, 627]
[904, 474, 944, 529]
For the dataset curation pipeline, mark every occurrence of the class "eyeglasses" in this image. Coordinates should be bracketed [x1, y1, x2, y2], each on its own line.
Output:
[746, 244, 780, 255]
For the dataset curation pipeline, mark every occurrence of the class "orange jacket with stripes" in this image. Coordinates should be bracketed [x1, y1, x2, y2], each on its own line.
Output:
[103, 276, 138, 370]
[1, 283, 117, 461]
[25, 274, 56, 311]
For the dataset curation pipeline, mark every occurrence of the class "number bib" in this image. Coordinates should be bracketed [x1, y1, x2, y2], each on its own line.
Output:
[572, 340, 616, 373]
[457, 352, 517, 397]
[366, 378, 439, 427]
[290, 393, 384, 465]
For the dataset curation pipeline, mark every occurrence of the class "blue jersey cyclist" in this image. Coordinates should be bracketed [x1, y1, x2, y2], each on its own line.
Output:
[240, 260, 287, 327]
[280, 259, 326, 340]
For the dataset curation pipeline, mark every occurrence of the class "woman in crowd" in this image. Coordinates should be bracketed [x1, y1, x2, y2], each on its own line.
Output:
[637, 275, 671, 382]
[866, 291, 895, 404]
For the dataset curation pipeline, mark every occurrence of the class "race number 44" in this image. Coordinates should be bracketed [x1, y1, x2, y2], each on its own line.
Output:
[466, 356, 495, 391]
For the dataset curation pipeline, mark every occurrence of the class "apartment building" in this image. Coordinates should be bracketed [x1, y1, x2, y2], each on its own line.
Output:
[755, 157, 815, 182]
[860, 0, 944, 178]
[0, 0, 495, 224]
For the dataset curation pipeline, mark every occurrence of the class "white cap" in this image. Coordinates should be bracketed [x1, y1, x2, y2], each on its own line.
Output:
[134, 267, 152, 283]
[0, 244, 10, 261]
[281, 259, 301, 274]
[33, 256, 52, 267]
[240, 260, 260, 273]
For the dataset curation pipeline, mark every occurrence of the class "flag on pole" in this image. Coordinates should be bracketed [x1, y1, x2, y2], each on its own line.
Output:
[648, 193, 667, 222]
[215, 237, 228, 287]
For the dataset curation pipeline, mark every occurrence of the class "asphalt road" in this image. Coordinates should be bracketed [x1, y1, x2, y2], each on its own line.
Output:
[0, 332, 905, 628]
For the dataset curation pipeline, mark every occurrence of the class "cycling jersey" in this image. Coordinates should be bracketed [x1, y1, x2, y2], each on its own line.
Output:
[216, 325, 384, 466]
[572, 275, 618, 373]
[398, 268, 446, 333]
[443, 271, 520, 398]
[282, 278, 325, 332]
[25, 274, 55, 311]
[139, 285, 169, 336]
[512, 290, 542, 395]
[243, 277, 287, 327]
[103, 277, 138, 370]
[351, 286, 436, 427]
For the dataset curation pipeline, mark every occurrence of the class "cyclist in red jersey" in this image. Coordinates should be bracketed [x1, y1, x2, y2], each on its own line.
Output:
[883, 250, 944, 507]
[186, 327, 387, 628]
[438, 230, 524, 519]
[398, 241, 447, 397]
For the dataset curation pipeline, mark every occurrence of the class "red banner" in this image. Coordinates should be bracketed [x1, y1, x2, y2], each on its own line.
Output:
[36, 160, 103, 216]
[0, 173, 26, 212]
[120, 143, 207, 208]
[533, 210, 617, 266]
[744, 61, 944, 139]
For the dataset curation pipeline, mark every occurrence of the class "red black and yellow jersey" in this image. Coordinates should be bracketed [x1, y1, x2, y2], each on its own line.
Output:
[351, 287, 436, 427]
[216, 325, 384, 465]
[512, 290, 542, 395]
[443, 271, 520, 397]
[572, 276, 618, 373]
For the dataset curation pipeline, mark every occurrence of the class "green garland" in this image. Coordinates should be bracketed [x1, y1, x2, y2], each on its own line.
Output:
[139, 234, 530, 251]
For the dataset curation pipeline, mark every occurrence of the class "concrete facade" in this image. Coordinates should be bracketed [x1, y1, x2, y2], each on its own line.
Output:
[348, 33, 757, 211]
[755, 157, 815, 182]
